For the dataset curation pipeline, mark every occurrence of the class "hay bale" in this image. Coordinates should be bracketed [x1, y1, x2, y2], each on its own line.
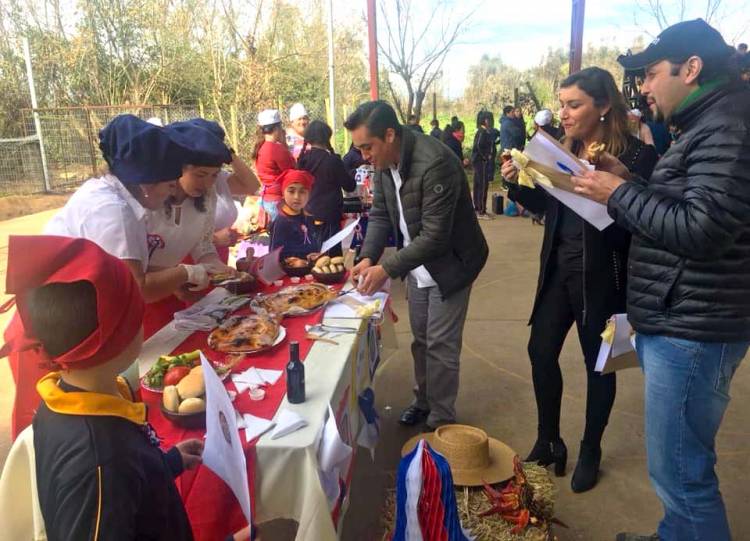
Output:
[381, 463, 559, 541]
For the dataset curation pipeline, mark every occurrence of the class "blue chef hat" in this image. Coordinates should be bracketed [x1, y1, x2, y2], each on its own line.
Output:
[99, 114, 196, 185]
[166, 118, 232, 167]
[182, 118, 226, 141]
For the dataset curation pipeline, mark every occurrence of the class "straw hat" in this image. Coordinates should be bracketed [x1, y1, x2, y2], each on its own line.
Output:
[401, 424, 516, 487]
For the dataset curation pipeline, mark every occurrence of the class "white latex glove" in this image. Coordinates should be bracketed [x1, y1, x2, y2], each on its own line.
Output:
[202, 261, 237, 276]
[180, 264, 210, 291]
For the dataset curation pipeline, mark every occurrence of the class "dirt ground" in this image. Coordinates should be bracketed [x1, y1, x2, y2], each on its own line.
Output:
[0, 193, 71, 221]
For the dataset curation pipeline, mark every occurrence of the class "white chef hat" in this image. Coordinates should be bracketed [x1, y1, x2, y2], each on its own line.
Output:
[146, 117, 164, 127]
[258, 109, 282, 127]
[534, 109, 553, 127]
[289, 103, 308, 122]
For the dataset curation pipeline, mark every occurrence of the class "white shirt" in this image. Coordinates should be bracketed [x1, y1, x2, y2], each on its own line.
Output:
[146, 187, 218, 269]
[389, 167, 437, 288]
[44, 174, 149, 271]
[214, 171, 239, 231]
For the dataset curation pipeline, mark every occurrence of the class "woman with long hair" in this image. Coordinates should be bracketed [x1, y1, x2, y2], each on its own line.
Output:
[501, 67, 658, 493]
[297, 120, 356, 255]
[471, 111, 497, 219]
[252, 109, 295, 225]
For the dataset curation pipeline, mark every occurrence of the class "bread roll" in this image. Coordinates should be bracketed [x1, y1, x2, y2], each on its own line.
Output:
[315, 256, 331, 268]
[176, 372, 205, 399]
[336, 264, 345, 273]
[163, 385, 180, 412]
[178, 397, 206, 414]
[330, 256, 344, 265]
[189, 365, 202, 376]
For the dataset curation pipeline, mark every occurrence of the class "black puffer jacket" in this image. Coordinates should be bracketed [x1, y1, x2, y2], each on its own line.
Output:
[508, 135, 658, 325]
[608, 82, 750, 342]
[359, 127, 488, 298]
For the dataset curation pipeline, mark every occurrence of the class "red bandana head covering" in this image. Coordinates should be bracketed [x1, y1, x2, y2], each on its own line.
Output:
[0, 236, 145, 369]
[279, 169, 314, 193]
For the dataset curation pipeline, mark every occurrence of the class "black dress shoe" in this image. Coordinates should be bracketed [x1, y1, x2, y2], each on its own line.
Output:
[399, 405, 430, 426]
[525, 438, 567, 477]
[571, 440, 602, 493]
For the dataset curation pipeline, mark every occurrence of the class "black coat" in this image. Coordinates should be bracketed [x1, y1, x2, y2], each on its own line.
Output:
[342, 144, 366, 179]
[508, 135, 658, 326]
[360, 127, 488, 298]
[298, 147, 357, 223]
[471, 127, 495, 164]
[608, 82, 750, 342]
[443, 134, 464, 161]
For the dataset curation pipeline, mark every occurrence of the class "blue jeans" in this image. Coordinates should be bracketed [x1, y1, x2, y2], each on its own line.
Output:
[636, 334, 748, 541]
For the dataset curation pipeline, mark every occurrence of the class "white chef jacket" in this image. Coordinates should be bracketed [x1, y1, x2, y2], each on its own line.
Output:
[146, 187, 218, 268]
[44, 174, 149, 271]
[214, 171, 239, 231]
[389, 167, 437, 288]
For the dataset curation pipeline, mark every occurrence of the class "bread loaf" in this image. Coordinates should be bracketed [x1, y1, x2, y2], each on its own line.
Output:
[178, 397, 206, 414]
[163, 385, 180, 412]
[330, 256, 344, 265]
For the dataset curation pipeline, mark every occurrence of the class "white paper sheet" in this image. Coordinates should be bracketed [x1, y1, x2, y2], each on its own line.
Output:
[270, 409, 308, 439]
[538, 183, 614, 230]
[251, 246, 285, 285]
[200, 353, 253, 527]
[243, 413, 276, 443]
[523, 131, 614, 231]
[612, 313, 634, 357]
[233, 367, 283, 388]
[317, 405, 353, 507]
[324, 291, 389, 319]
[321, 217, 360, 254]
[595, 314, 640, 374]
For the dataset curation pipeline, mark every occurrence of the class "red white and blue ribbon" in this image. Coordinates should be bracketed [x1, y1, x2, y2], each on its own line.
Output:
[392, 440, 473, 541]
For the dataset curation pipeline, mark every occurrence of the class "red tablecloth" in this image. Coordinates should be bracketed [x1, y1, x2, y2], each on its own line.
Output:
[142, 279, 330, 541]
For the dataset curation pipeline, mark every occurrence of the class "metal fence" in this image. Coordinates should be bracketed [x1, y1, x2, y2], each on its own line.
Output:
[0, 100, 329, 196]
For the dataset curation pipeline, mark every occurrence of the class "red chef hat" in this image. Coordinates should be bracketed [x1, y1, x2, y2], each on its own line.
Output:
[0, 236, 145, 370]
[279, 169, 314, 193]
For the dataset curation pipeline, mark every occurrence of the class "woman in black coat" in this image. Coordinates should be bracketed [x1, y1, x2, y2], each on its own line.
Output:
[502, 67, 658, 493]
[297, 121, 356, 255]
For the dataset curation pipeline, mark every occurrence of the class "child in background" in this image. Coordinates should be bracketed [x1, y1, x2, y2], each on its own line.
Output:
[270, 169, 324, 259]
[0, 235, 203, 541]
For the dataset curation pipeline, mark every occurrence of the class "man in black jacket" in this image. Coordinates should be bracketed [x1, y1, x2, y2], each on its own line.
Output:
[345, 101, 488, 430]
[572, 20, 750, 541]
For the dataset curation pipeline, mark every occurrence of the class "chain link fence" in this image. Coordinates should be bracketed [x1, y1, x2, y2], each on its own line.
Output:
[0, 100, 330, 196]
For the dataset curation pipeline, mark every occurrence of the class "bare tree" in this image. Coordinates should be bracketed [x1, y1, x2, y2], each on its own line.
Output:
[635, 0, 725, 32]
[377, 0, 474, 122]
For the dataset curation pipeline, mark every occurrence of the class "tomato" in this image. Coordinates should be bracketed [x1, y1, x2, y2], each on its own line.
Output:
[163, 366, 191, 387]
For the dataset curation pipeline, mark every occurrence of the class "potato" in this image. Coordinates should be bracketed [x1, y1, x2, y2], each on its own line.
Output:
[315, 256, 331, 268]
[163, 385, 180, 413]
[330, 256, 344, 265]
[178, 397, 206, 414]
[176, 372, 205, 399]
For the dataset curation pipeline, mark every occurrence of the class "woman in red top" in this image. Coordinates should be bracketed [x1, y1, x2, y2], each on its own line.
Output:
[252, 109, 295, 226]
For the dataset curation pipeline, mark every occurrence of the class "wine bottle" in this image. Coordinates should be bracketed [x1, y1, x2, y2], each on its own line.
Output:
[286, 341, 305, 404]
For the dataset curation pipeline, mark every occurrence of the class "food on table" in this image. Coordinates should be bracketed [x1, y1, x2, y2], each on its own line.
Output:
[356, 298, 382, 318]
[143, 350, 201, 389]
[176, 371, 205, 399]
[143, 350, 228, 391]
[208, 313, 281, 353]
[252, 283, 337, 316]
[211, 271, 253, 285]
[178, 397, 206, 414]
[163, 385, 181, 412]
[163, 366, 191, 387]
[313, 255, 345, 275]
[284, 256, 310, 268]
[586, 142, 606, 165]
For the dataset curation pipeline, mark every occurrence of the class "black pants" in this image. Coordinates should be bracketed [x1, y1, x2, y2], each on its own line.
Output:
[472, 160, 493, 213]
[527, 265, 616, 447]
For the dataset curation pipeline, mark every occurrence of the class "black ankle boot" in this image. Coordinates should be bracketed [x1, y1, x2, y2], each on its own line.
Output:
[571, 440, 601, 493]
[525, 438, 567, 477]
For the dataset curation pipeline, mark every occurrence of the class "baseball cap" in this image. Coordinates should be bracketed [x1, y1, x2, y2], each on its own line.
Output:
[289, 103, 308, 122]
[258, 109, 282, 127]
[618, 19, 734, 70]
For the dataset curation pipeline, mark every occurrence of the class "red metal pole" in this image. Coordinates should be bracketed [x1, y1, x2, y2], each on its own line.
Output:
[367, 0, 379, 100]
[569, 0, 585, 75]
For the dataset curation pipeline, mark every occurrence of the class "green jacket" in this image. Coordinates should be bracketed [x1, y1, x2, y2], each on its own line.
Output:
[360, 127, 488, 298]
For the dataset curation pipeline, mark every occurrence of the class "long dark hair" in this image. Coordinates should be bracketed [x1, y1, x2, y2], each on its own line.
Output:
[476, 110, 495, 130]
[251, 122, 283, 161]
[560, 67, 630, 157]
[299, 120, 334, 160]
